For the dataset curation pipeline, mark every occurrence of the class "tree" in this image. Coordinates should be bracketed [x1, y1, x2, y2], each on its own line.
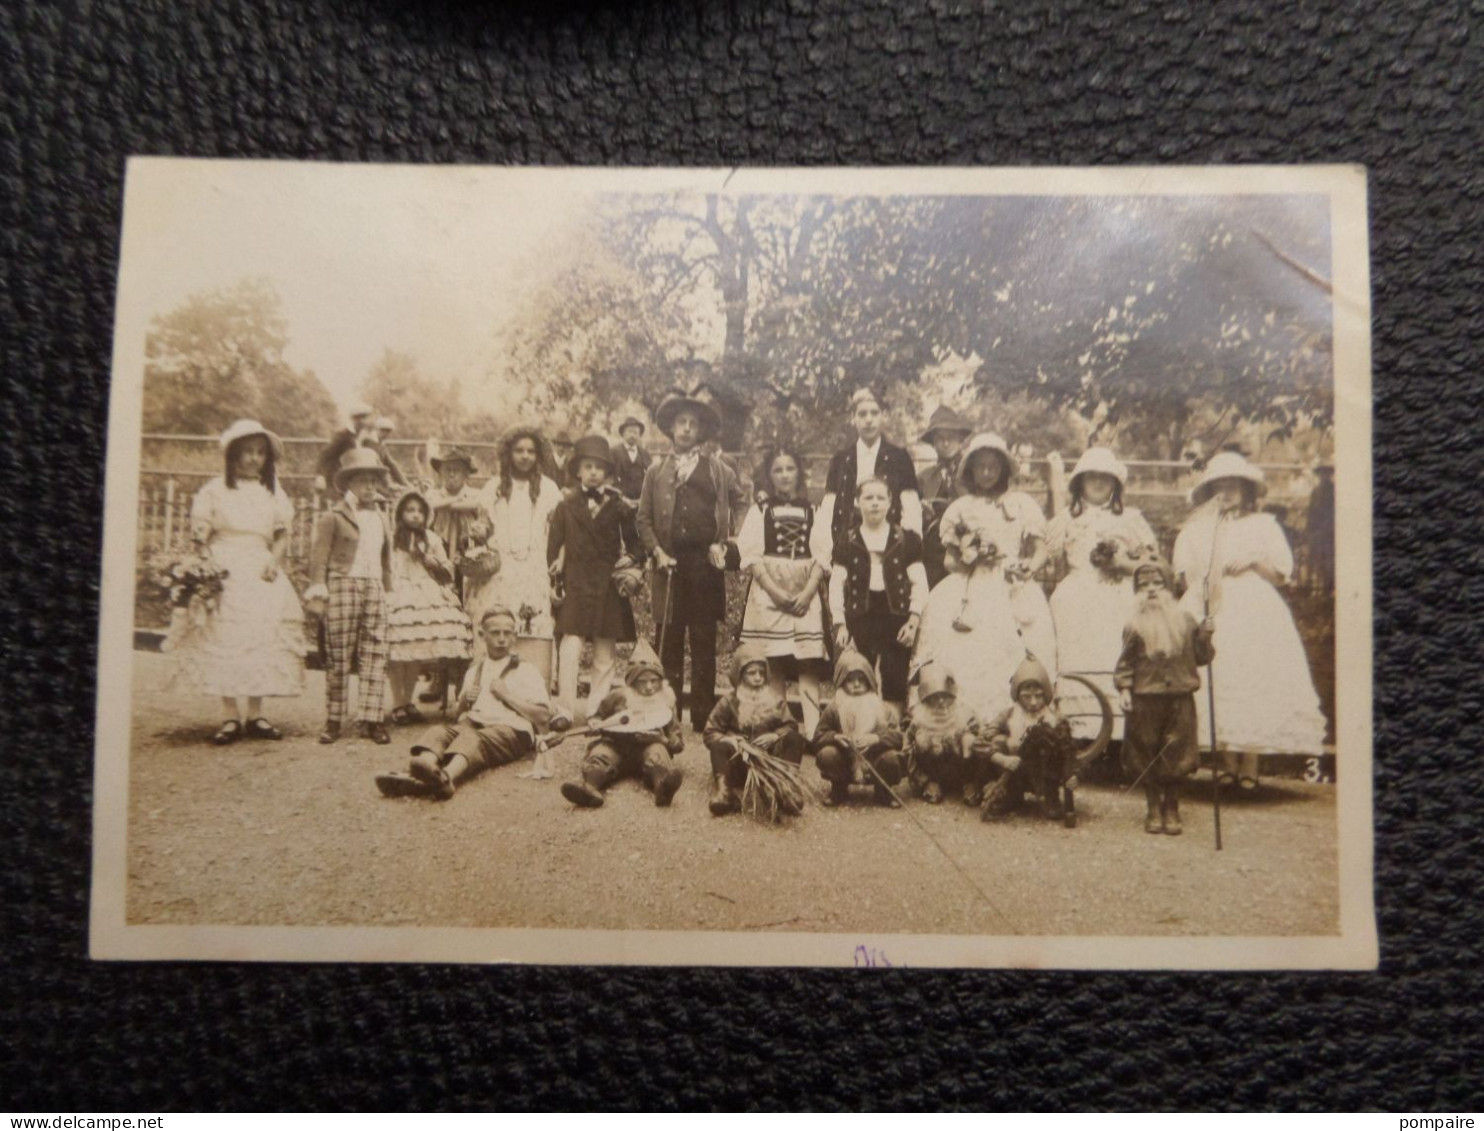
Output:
[142, 278, 339, 437]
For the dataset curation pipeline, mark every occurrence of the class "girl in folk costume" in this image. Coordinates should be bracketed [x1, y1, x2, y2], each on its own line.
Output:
[173, 420, 307, 743]
[466, 427, 562, 638]
[548, 435, 641, 721]
[913, 432, 1058, 725]
[384, 490, 473, 724]
[1172, 452, 1326, 786]
[827, 477, 928, 714]
[733, 446, 830, 738]
[1045, 447, 1158, 740]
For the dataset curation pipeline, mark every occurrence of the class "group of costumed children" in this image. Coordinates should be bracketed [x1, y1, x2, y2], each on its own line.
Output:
[182, 381, 1322, 836]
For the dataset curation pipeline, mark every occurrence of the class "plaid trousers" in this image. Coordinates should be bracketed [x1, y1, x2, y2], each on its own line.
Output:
[325, 577, 388, 725]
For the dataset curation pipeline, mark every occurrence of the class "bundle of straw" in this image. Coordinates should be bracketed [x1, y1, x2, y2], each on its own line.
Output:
[736, 740, 813, 824]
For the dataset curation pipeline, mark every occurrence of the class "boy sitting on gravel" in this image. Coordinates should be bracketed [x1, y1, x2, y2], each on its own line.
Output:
[374, 606, 551, 801]
[560, 640, 686, 810]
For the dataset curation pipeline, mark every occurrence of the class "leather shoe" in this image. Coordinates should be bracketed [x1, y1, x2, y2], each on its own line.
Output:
[360, 721, 392, 745]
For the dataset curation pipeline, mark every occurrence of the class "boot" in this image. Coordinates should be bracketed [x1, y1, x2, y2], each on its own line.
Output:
[652, 764, 684, 808]
[708, 773, 740, 817]
[409, 752, 455, 801]
[1144, 785, 1163, 834]
[561, 779, 605, 808]
[822, 779, 850, 808]
[1162, 784, 1183, 836]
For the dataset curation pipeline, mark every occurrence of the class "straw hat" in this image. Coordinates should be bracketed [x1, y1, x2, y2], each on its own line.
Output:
[1188, 451, 1266, 506]
[1069, 447, 1128, 489]
[218, 419, 284, 460]
[333, 447, 390, 490]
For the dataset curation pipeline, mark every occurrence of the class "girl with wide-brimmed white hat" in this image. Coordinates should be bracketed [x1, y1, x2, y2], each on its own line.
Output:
[1172, 452, 1326, 785]
[912, 432, 1058, 728]
[1044, 447, 1159, 741]
[170, 419, 307, 744]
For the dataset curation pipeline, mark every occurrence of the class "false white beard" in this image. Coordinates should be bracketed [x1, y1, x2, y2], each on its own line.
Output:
[1130, 589, 1187, 661]
[837, 691, 886, 742]
[736, 684, 784, 731]
[911, 707, 966, 756]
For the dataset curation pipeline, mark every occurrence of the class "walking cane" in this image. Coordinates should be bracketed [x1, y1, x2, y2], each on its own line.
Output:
[1203, 577, 1223, 851]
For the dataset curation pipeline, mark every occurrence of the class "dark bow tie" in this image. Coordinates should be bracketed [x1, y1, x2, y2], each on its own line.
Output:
[583, 487, 605, 502]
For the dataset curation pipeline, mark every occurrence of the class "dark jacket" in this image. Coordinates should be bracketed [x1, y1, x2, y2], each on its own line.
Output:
[636, 451, 746, 614]
[918, 453, 963, 586]
[703, 691, 799, 755]
[812, 699, 903, 756]
[308, 500, 394, 592]
[832, 525, 923, 618]
[1114, 613, 1216, 696]
[824, 439, 920, 547]
[547, 486, 638, 642]
[611, 442, 652, 502]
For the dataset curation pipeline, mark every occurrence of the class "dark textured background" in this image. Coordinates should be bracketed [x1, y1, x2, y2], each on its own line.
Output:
[3, 0, 1481, 1111]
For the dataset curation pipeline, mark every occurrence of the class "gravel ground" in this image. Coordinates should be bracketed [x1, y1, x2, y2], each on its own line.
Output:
[125, 653, 1340, 938]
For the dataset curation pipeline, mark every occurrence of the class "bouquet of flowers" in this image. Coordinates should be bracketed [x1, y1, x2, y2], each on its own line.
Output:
[944, 516, 1004, 572]
[459, 516, 501, 583]
[1089, 537, 1148, 582]
[148, 549, 228, 611]
[517, 602, 541, 636]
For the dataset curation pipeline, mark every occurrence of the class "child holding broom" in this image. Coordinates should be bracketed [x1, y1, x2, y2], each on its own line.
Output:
[559, 640, 685, 809]
[703, 643, 808, 819]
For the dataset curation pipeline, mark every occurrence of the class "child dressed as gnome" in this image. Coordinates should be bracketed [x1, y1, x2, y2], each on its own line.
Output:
[811, 650, 906, 807]
[1114, 557, 1216, 835]
[905, 661, 985, 806]
[548, 435, 640, 722]
[560, 640, 685, 809]
[305, 448, 394, 745]
[978, 658, 1079, 822]
[636, 382, 746, 731]
[375, 606, 552, 801]
[702, 642, 807, 818]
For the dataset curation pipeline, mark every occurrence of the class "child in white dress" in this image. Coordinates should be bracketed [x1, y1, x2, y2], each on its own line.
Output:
[1172, 452, 1327, 787]
[1045, 447, 1157, 740]
[173, 420, 306, 744]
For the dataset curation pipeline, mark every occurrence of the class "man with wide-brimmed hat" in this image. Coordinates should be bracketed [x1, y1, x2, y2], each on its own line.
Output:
[306, 447, 396, 744]
[544, 430, 578, 491]
[369, 416, 409, 486]
[611, 416, 651, 504]
[315, 401, 379, 492]
[637, 381, 747, 731]
[917, 405, 975, 586]
[426, 447, 485, 575]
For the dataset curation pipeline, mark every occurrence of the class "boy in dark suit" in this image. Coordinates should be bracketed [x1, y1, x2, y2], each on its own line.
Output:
[636, 383, 747, 731]
[548, 435, 640, 722]
[611, 416, 651, 505]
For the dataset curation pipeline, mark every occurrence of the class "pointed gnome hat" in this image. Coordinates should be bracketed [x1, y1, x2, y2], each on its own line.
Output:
[1009, 657, 1053, 703]
[624, 639, 666, 689]
[729, 640, 771, 686]
[915, 660, 958, 703]
[833, 649, 879, 693]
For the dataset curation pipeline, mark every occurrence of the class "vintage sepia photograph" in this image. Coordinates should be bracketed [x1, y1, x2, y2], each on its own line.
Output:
[91, 162, 1374, 968]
